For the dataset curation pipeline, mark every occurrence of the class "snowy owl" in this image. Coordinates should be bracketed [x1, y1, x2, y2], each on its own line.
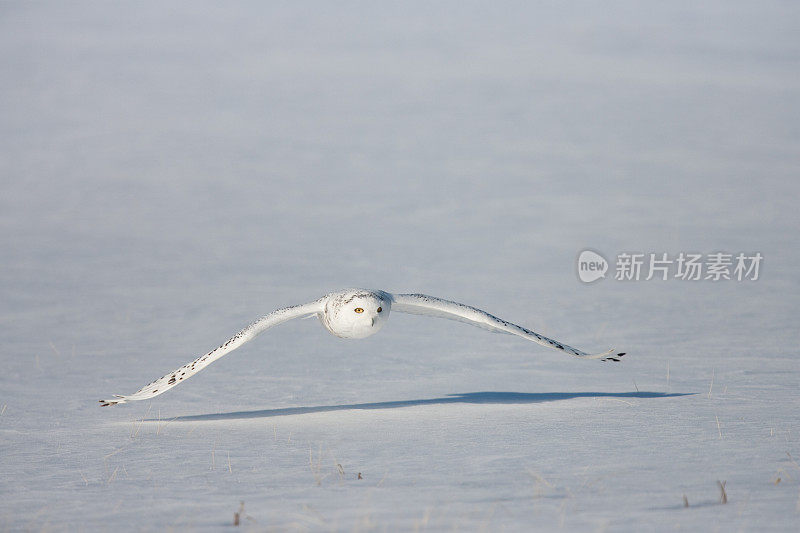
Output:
[100, 289, 624, 406]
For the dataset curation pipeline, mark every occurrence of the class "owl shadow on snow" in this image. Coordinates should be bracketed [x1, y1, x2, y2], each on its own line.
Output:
[160, 391, 692, 422]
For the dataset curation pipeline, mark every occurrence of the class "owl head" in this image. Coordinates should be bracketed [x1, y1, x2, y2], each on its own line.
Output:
[322, 289, 392, 339]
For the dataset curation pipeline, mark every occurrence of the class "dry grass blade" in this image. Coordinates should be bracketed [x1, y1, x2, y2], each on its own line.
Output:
[708, 368, 715, 398]
[233, 501, 244, 526]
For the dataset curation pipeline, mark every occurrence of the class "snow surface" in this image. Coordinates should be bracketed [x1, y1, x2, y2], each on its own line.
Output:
[1, 1, 799, 531]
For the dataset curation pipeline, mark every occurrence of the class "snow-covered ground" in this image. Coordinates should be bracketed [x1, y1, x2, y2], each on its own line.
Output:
[1, 2, 799, 531]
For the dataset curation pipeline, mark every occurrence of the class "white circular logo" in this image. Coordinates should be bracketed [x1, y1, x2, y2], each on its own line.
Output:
[577, 249, 608, 283]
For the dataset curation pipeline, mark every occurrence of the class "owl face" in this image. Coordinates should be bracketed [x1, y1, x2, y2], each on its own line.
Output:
[322, 289, 391, 339]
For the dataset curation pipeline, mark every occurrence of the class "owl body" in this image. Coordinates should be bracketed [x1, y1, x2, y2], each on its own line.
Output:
[320, 289, 392, 339]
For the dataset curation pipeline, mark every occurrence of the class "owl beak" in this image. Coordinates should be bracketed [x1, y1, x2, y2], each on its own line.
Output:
[371, 317, 376, 327]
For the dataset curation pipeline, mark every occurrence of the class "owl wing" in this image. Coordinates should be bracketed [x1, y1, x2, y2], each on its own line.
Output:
[100, 299, 325, 406]
[389, 293, 624, 361]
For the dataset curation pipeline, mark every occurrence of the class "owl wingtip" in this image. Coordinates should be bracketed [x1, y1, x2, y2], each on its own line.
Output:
[99, 396, 127, 407]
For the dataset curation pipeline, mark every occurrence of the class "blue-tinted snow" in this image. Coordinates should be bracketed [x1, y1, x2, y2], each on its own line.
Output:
[1, 2, 798, 531]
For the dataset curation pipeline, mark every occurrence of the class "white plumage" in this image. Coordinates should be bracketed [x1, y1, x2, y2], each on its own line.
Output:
[100, 288, 624, 406]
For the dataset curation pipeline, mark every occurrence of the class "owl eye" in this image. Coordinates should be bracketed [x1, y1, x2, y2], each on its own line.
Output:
[354, 308, 364, 313]
[377, 307, 382, 313]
